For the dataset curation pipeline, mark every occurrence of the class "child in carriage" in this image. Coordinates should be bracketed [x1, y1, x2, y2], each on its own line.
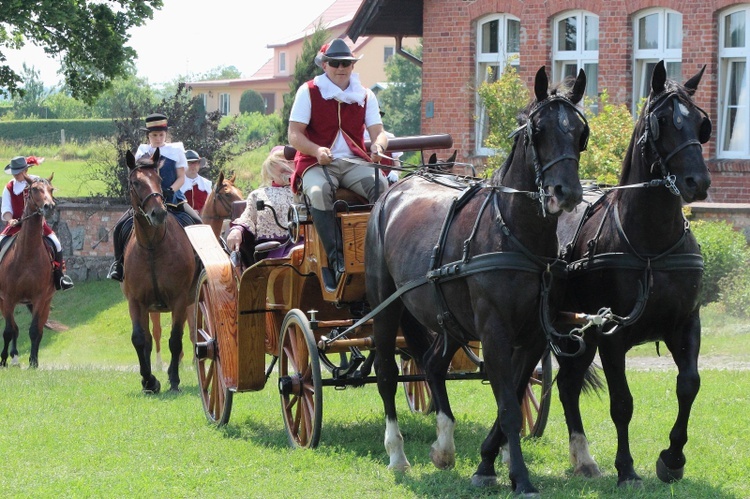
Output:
[225, 146, 295, 266]
[0, 156, 74, 290]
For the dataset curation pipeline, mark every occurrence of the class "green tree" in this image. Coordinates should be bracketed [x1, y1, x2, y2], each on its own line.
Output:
[90, 75, 156, 119]
[239, 89, 266, 114]
[476, 64, 529, 172]
[377, 41, 423, 137]
[0, 1, 163, 103]
[44, 91, 91, 119]
[198, 65, 242, 81]
[12, 64, 49, 118]
[275, 26, 329, 144]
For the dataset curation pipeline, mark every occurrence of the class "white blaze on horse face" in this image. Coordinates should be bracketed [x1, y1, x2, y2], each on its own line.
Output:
[429, 412, 456, 469]
[384, 418, 411, 470]
[545, 185, 563, 215]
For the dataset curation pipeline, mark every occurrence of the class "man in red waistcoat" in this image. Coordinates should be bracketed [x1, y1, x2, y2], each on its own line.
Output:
[180, 150, 212, 213]
[288, 38, 389, 290]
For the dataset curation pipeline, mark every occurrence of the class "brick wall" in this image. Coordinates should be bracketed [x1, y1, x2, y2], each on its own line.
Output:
[420, 0, 749, 202]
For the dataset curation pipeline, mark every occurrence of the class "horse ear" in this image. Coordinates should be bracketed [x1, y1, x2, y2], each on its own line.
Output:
[215, 171, 225, 193]
[228, 172, 236, 184]
[684, 65, 706, 96]
[48, 172, 54, 183]
[569, 68, 587, 105]
[534, 66, 549, 102]
[428, 153, 437, 164]
[151, 148, 161, 167]
[651, 60, 667, 95]
[448, 150, 457, 163]
[126, 150, 136, 170]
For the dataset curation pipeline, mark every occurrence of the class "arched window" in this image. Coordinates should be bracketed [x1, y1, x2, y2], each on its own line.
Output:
[475, 14, 521, 156]
[719, 5, 750, 157]
[552, 11, 599, 111]
[633, 8, 683, 112]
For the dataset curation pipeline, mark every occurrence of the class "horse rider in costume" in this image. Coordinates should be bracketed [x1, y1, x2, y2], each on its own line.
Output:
[107, 113, 202, 282]
[0, 156, 74, 290]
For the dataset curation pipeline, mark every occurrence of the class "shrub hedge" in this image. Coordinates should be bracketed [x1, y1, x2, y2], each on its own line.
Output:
[691, 220, 750, 305]
[0, 119, 116, 144]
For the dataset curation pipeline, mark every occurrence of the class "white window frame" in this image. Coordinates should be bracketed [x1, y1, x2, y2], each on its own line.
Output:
[633, 8, 683, 114]
[719, 5, 750, 158]
[384, 46, 395, 63]
[197, 93, 207, 110]
[219, 93, 230, 116]
[475, 14, 521, 157]
[552, 11, 599, 112]
[279, 52, 287, 73]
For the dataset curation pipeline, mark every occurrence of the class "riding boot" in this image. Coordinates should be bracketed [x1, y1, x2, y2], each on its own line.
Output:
[53, 249, 74, 290]
[107, 212, 131, 282]
[310, 208, 344, 289]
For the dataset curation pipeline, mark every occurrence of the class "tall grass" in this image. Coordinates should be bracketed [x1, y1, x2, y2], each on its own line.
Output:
[0, 281, 747, 497]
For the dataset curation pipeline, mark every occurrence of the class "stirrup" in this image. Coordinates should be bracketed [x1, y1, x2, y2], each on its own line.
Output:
[107, 261, 123, 282]
[59, 275, 74, 290]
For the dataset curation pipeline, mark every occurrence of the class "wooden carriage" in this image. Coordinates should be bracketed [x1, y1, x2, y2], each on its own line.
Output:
[185, 134, 552, 447]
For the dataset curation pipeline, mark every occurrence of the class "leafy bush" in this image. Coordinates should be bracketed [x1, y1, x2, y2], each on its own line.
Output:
[691, 220, 750, 305]
[239, 90, 266, 114]
[719, 267, 750, 318]
[580, 90, 634, 185]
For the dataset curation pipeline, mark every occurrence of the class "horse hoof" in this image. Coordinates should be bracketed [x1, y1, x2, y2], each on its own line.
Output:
[429, 447, 455, 470]
[142, 377, 161, 394]
[617, 477, 643, 489]
[656, 456, 684, 483]
[574, 463, 602, 478]
[169, 385, 181, 393]
[471, 474, 497, 488]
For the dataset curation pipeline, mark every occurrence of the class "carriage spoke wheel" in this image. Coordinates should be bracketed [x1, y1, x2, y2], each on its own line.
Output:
[194, 269, 233, 426]
[401, 355, 434, 414]
[521, 352, 552, 438]
[278, 309, 322, 448]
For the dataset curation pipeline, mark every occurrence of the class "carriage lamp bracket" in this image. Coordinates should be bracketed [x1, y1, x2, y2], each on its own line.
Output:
[307, 309, 318, 329]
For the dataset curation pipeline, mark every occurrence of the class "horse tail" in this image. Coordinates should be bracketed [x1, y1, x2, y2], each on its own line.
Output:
[581, 363, 606, 396]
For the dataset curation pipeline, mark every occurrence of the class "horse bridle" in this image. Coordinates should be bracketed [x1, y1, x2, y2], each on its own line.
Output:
[203, 184, 234, 220]
[129, 166, 165, 219]
[510, 96, 590, 215]
[18, 177, 53, 222]
[639, 90, 712, 196]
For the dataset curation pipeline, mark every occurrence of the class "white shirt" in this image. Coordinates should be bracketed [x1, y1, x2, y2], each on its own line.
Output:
[180, 174, 212, 194]
[135, 142, 188, 170]
[289, 74, 382, 159]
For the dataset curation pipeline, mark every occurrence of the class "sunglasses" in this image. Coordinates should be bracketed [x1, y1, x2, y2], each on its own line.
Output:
[327, 60, 353, 68]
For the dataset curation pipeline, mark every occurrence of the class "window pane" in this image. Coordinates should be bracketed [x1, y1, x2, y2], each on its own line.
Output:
[584, 63, 599, 98]
[666, 13, 682, 49]
[724, 61, 748, 151]
[558, 17, 577, 51]
[562, 63, 578, 80]
[641, 62, 658, 100]
[639, 14, 659, 50]
[507, 19, 520, 53]
[585, 16, 599, 51]
[482, 20, 499, 53]
[724, 11, 746, 48]
[666, 61, 682, 80]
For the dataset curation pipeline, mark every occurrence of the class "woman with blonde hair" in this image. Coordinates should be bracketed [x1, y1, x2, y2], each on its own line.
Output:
[226, 146, 296, 265]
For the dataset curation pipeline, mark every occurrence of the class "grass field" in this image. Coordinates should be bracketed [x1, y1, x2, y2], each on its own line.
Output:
[0, 281, 747, 498]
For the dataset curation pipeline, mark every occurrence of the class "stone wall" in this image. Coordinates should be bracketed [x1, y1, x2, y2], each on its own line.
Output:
[31, 199, 750, 283]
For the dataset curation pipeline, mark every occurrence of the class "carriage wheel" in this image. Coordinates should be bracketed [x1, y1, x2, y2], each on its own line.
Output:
[278, 309, 322, 448]
[400, 355, 434, 414]
[194, 269, 234, 426]
[521, 352, 552, 438]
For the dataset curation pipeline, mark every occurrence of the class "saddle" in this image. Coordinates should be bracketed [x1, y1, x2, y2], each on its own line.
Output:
[0, 234, 55, 266]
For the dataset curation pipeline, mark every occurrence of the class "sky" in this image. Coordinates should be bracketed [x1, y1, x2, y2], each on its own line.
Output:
[4, 0, 337, 88]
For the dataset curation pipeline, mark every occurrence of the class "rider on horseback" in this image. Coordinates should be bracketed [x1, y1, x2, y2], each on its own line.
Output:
[0, 156, 74, 290]
[108, 113, 203, 282]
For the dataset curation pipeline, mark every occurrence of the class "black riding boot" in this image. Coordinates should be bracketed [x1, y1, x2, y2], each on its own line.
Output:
[107, 211, 132, 282]
[310, 208, 344, 290]
[52, 248, 74, 290]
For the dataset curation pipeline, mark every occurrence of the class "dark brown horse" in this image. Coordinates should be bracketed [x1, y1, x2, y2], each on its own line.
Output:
[0, 174, 57, 368]
[121, 149, 197, 393]
[150, 170, 241, 366]
[555, 61, 711, 487]
[365, 67, 587, 495]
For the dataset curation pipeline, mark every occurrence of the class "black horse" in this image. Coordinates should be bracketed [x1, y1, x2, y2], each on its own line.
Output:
[365, 67, 588, 495]
[555, 61, 711, 487]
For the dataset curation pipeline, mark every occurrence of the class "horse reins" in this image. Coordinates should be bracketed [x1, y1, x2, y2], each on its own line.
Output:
[17, 178, 52, 223]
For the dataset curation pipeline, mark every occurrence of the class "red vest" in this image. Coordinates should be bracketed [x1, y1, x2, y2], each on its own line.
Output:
[291, 80, 370, 192]
[185, 186, 208, 212]
[1, 180, 53, 236]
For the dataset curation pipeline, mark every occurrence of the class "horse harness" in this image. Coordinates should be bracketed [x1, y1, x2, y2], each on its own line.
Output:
[563, 191, 704, 334]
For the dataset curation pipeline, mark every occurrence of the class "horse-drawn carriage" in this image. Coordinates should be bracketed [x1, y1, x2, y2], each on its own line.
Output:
[185, 133, 553, 448]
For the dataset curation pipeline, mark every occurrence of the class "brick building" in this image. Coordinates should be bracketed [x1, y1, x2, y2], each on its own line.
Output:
[349, 0, 750, 203]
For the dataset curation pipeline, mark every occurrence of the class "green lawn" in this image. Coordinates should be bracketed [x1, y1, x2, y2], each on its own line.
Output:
[0, 281, 746, 497]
